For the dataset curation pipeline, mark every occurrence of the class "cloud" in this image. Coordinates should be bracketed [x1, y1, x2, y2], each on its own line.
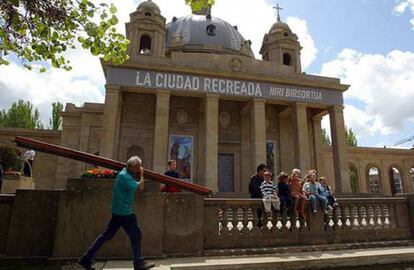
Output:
[286, 17, 318, 70]
[394, 0, 414, 29]
[0, 49, 105, 127]
[320, 49, 414, 137]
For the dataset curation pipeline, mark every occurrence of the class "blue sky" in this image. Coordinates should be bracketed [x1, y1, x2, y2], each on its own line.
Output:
[0, 0, 413, 148]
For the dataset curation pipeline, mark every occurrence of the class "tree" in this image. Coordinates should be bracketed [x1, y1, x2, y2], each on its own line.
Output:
[0, 0, 129, 71]
[321, 128, 331, 145]
[0, 100, 44, 129]
[185, 0, 216, 11]
[49, 102, 63, 130]
[345, 127, 358, 147]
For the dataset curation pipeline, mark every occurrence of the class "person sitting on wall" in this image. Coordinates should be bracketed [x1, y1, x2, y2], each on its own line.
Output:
[249, 163, 267, 228]
[78, 156, 155, 270]
[161, 160, 182, 193]
[278, 172, 292, 217]
[260, 171, 280, 218]
[22, 149, 35, 177]
[303, 170, 328, 214]
[319, 176, 338, 209]
[289, 168, 307, 219]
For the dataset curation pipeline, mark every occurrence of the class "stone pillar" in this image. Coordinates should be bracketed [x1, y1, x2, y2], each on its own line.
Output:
[312, 116, 326, 176]
[152, 91, 170, 173]
[329, 106, 351, 194]
[204, 95, 219, 191]
[101, 85, 122, 159]
[240, 105, 252, 193]
[250, 98, 267, 172]
[293, 103, 311, 171]
[381, 161, 392, 196]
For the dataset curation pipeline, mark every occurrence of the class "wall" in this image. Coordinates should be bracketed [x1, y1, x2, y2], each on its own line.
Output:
[324, 146, 414, 195]
[0, 128, 61, 189]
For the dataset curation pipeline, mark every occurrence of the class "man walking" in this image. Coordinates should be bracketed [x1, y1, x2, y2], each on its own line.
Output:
[79, 156, 155, 270]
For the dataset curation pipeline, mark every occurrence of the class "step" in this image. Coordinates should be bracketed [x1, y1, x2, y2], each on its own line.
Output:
[101, 246, 414, 270]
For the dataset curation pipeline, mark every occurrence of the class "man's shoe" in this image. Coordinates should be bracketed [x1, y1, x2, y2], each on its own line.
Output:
[78, 259, 95, 270]
[135, 261, 155, 270]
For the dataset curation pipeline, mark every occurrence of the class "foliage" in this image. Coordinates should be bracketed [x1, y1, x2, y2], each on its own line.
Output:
[49, 102, 63, 130]
[345, 127, 358, 147]
[321, 128, 331, 145]
[0, 0, 129, 71]
[349, 165, 359, 193]
[81, 168, 118, 179]
[0, 146, 22, 171]
[0, 100, 43, 129]
[185, 0, 215, 11]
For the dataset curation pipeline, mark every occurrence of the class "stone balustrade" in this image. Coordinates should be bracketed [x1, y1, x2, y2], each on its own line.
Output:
[0, 188, 413, 259]
[204, 197, 411, 249]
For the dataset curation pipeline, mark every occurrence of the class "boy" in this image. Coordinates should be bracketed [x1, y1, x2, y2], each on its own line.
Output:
[161, 160, 182, 193]
[260, 171, 280, 218]
[277, 172, 292, 216]
[319, 176, 338, 209]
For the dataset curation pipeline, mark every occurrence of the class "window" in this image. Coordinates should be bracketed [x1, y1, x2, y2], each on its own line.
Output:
[283, 53, 292, 66]
[410, 167, 414, 192]
[145, 11, 152, 17]
[139, 35, 152, 55]
[389, 167, 403, 195]
[368, 166, 381, 194]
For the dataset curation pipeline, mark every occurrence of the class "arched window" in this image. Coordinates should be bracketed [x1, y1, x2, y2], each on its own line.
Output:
[368, 166, 381, 194]
[144, 11, 152, 17]
[349, 164, 359, 193]
[410, 167, 414, 192]
[389, 166, 403, 195]
[283, 53, 292, 66]
[139, 34, 152, 55]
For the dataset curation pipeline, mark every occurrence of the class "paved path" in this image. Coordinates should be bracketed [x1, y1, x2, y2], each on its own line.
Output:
[91, 246, 414, 270]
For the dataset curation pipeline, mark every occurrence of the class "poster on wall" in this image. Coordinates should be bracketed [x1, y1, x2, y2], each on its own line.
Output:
[266, 141, 276, 177]
[169, 135, 193, 182]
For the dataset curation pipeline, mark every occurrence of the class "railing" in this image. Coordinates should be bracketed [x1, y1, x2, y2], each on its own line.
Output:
[204, 197, 412, 250]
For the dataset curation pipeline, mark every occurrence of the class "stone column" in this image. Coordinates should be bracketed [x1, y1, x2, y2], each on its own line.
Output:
[293, 103, 311, 171]
[152, 90, 170, 173]
[101, 85, 122, 159]
[204, 95, 219, 191]
[312, 116, 326, 176]
[240, 105, 252, 193]
[250, 98, 267, 172]
[329, 106, 351, 194]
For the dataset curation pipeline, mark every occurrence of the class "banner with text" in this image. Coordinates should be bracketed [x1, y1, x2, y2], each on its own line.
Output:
[107, 67, 344, 105]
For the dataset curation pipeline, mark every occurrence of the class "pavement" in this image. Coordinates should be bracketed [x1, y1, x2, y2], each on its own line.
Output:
[68, 246, 414, 270]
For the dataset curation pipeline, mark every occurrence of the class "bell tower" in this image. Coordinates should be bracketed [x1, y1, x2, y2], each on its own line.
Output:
[259, 5, 302, 73]
[126, 0, 166, 58]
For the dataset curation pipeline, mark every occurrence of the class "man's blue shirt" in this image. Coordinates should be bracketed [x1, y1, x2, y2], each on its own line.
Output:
[111, 168, 139, 216]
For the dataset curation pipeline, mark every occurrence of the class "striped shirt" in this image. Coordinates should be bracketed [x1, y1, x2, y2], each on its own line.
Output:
[260, 181, 277, 197]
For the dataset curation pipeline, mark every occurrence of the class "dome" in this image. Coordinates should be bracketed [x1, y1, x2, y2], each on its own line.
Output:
[137, 0, 160, 14]
[166, 14, 254, 58]
[269, 21, 291, 33]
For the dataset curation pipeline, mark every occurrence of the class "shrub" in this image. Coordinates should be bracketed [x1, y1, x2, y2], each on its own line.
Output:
[0, 146, 22, 171]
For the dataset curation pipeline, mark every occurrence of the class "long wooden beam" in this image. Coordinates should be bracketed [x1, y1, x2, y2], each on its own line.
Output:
[14, 136, 213, 196]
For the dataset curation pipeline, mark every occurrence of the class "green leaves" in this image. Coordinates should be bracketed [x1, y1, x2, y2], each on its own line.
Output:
[0, 100, 43, 129]
[0, 0, 129, 71]
[185, 0, 216, 11]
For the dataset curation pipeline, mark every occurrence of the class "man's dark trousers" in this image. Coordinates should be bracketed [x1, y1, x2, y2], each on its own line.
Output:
[81, 213, 143, 267]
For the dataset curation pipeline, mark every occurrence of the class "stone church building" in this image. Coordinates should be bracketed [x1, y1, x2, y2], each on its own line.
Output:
[1, 0, 414, 196]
